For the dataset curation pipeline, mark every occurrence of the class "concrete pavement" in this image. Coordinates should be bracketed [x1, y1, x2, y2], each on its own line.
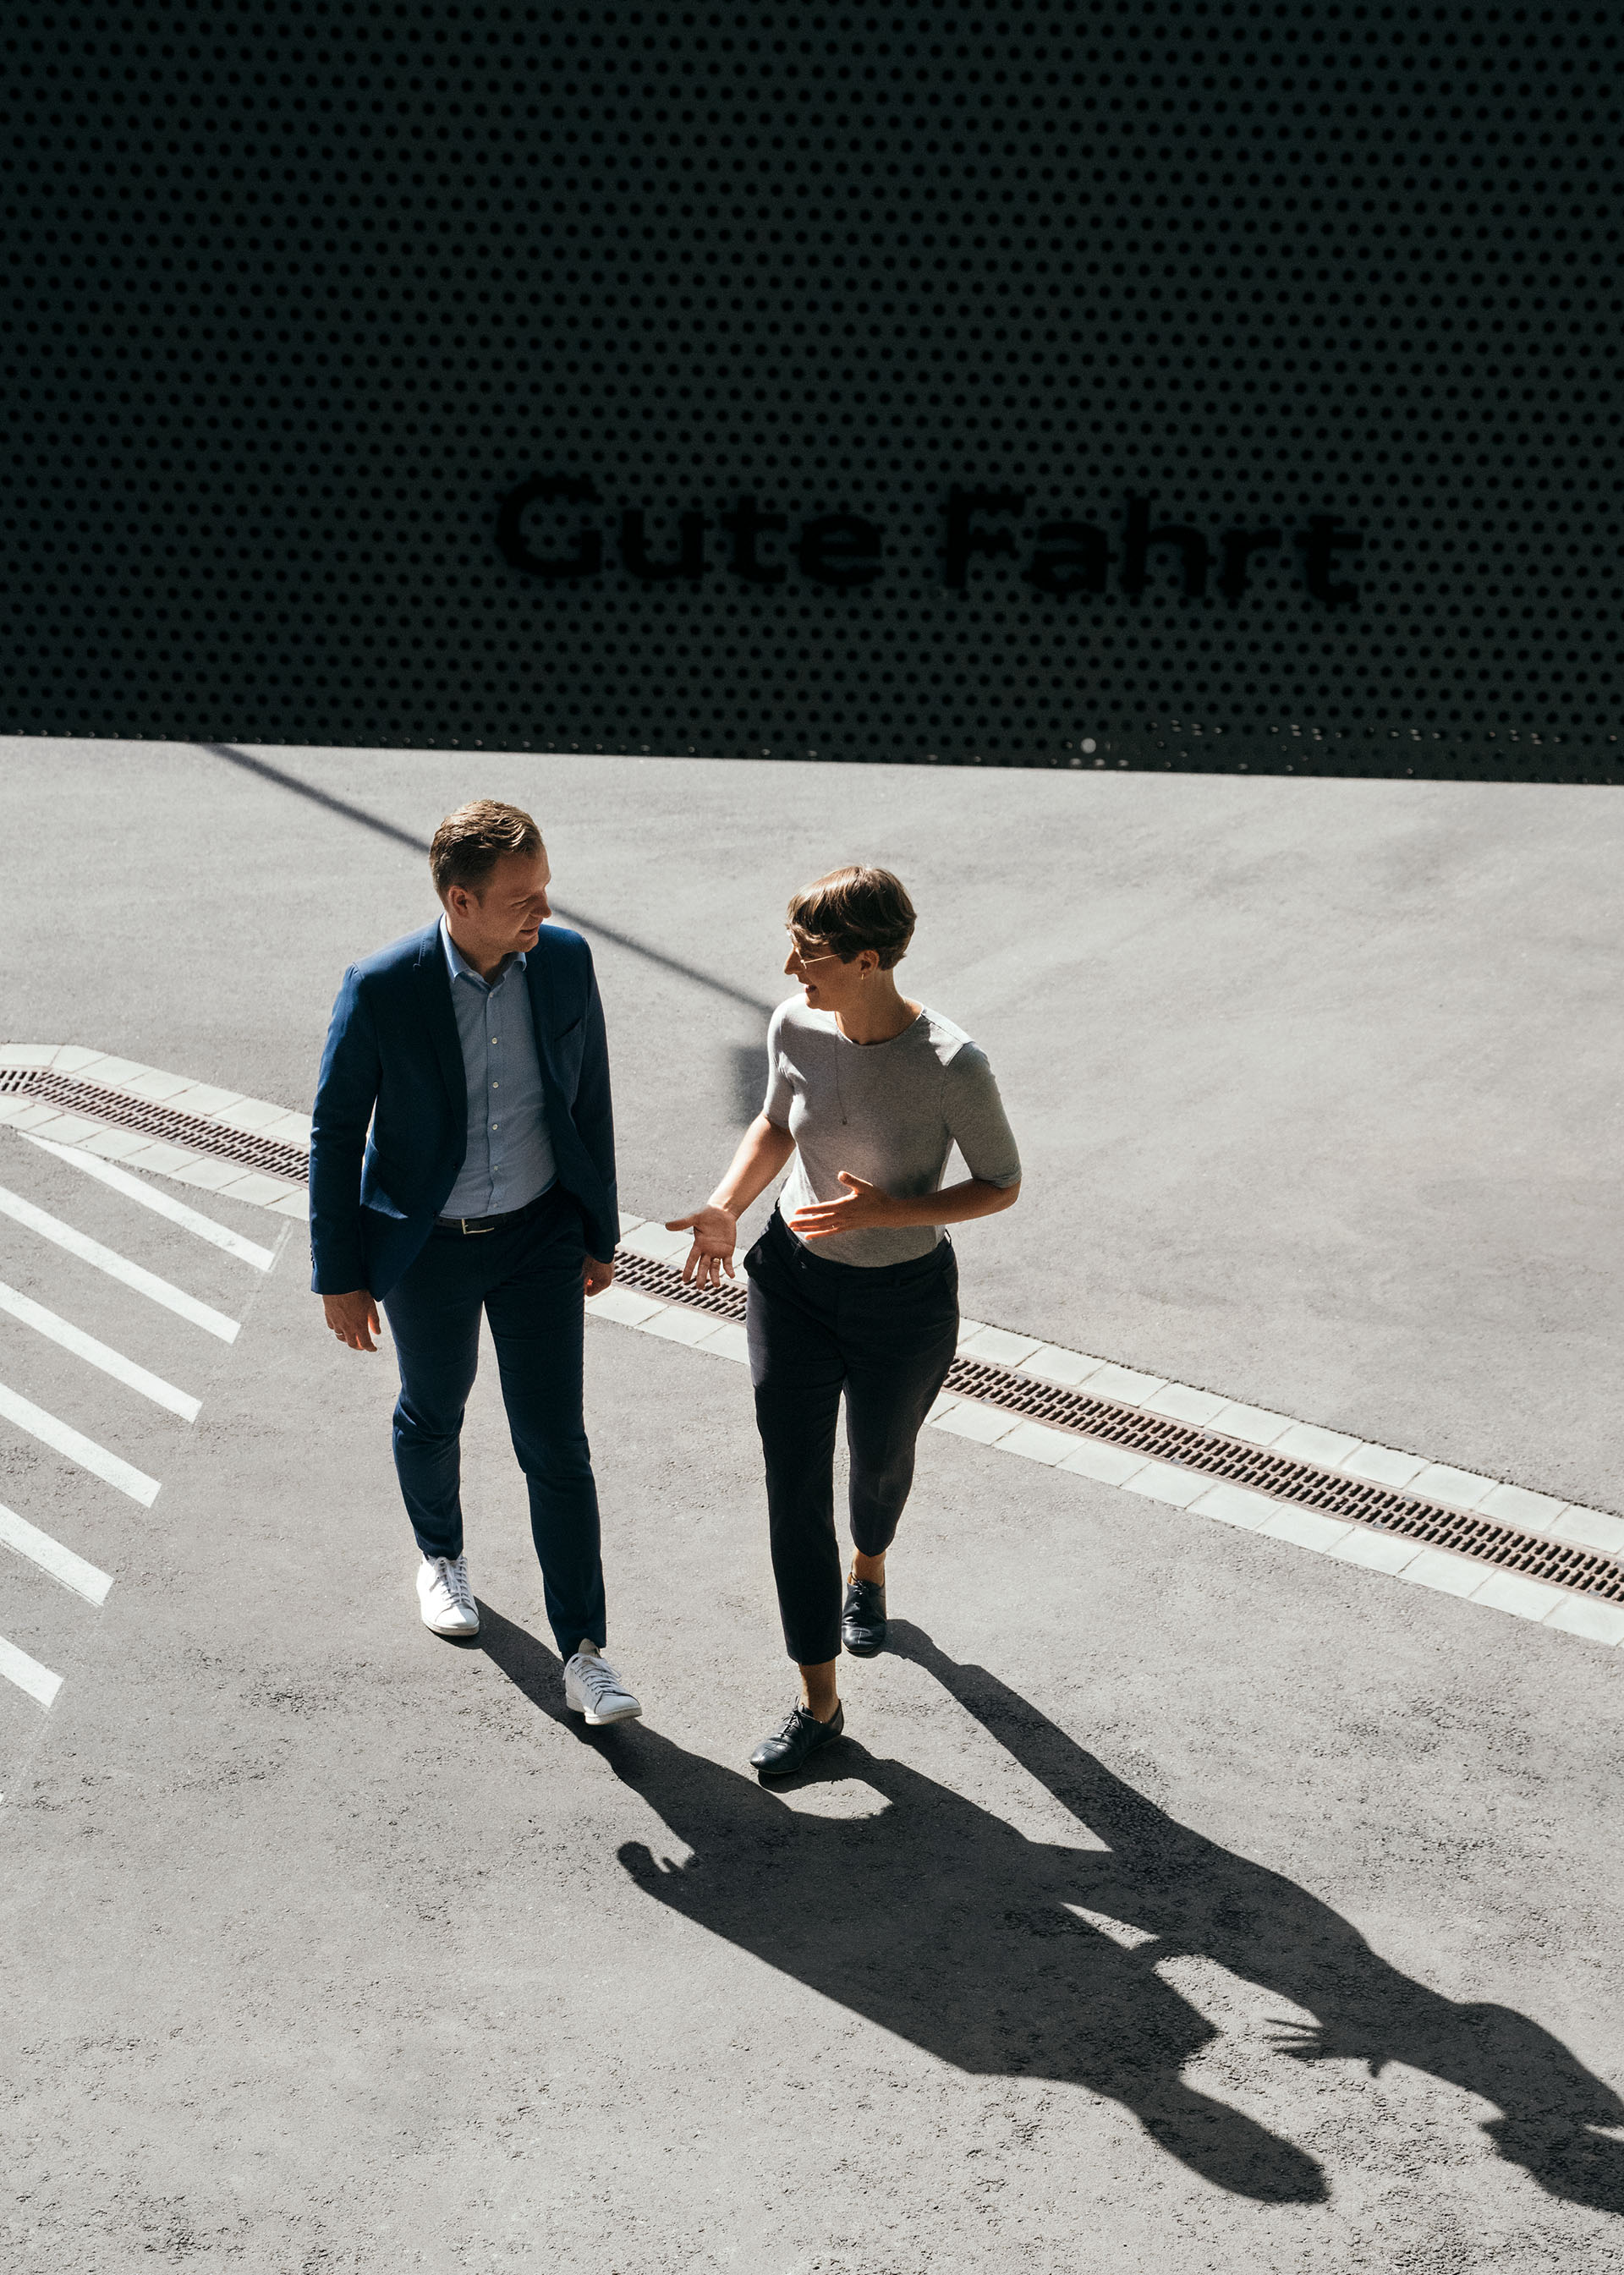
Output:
[8, 736, 1621, 1494]
[1, 737, 1620, 2272]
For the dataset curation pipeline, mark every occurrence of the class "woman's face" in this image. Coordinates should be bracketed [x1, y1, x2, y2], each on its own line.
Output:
[784, 931, 876, 1014]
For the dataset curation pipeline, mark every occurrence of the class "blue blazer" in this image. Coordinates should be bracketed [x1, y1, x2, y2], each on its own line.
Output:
[309, 920, 618, 1298]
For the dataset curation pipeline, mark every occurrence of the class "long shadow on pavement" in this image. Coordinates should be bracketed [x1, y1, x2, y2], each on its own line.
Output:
[477, 1603, 1624, 2214]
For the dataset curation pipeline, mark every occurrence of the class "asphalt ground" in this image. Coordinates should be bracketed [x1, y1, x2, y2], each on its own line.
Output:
[1, 737, 1621, 2273]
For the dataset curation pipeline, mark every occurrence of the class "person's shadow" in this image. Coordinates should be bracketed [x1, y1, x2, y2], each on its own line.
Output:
[477, 1606, 1624, 2212]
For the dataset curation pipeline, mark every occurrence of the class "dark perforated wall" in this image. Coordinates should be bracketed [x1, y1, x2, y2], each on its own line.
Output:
[3, 3, 1619, 778]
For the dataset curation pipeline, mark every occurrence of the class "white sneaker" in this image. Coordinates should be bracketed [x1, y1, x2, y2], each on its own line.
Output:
[564, 1646, 642, 1725]
[417, 1553, 480, 1636]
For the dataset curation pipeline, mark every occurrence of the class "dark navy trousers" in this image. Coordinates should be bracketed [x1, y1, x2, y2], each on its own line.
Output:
[381, 1186, 606, 1658]
[745, 1209, 959, 1667]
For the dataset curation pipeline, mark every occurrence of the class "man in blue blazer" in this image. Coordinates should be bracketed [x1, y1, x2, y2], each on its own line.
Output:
[310, 798, 642, 1724]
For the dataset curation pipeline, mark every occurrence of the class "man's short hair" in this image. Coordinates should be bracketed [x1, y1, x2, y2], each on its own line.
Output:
[430, 799, 543, 899]
[786, 864, 917, 968]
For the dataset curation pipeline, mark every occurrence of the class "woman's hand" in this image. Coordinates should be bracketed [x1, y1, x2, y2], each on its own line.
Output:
[665, 1203, 738, 1288]
[787, 1172, 896, 1242]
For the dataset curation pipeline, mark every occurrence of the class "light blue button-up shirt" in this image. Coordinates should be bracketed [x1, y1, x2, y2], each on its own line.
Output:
[437, 915, 557, 1219]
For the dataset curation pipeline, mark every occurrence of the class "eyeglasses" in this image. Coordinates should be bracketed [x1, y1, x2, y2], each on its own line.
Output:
[784, 933, 845, 966]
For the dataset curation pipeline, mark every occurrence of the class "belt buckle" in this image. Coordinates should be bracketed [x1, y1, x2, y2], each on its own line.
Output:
[461, 1217, 494, 1236]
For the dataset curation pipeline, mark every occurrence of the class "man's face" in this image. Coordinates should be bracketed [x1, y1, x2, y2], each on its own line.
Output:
[447, 848, 552, 958]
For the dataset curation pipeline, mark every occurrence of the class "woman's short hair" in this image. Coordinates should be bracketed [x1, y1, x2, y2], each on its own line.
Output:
[430, 799, 542, 898]
[787, 864, 917, 968]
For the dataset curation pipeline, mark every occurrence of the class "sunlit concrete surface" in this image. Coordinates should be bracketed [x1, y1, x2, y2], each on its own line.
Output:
[1, 737, 1620, 2272]
[8, 737, 1621, 1494]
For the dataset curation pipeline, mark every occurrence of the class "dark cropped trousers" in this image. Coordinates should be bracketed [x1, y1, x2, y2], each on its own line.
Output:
[744, 1209, 960, 1666]
[381, 1185, 606, 1658]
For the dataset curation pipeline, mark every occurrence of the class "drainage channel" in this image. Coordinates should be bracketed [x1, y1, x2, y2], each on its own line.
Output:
[612, 1251, 1624, 1608]
[9, 1077, 1607, 1614]
[0, 1067, 310, 1183]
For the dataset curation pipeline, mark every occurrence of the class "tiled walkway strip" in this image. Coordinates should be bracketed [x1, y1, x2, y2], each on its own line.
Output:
[0, 1048, 310, 1220]
[6, 1046, 1619, 1652]
[604, 1224, 1624, 1655]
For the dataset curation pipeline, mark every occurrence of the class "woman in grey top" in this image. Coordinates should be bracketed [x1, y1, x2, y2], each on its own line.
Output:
[669, 865, 1022, 1776]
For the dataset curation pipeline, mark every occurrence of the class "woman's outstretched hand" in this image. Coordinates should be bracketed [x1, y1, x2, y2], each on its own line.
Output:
[665, 1203, 738, 1287]
[787, 1171, 892, 1242]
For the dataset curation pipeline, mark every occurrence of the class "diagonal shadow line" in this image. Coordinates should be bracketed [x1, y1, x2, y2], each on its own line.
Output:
[195, 741, 777, 1017]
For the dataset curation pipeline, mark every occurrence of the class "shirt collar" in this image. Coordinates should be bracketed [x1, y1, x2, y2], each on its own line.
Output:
[440, 913, 526, 989]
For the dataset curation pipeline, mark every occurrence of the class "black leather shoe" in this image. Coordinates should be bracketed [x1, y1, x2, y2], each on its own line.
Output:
[749, 1701, 846, 1779]
[842, 1576, 888, 1657]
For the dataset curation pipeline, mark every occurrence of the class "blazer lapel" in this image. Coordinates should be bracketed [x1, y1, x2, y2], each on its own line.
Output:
[415, 926, 465, 1118]
[524, 931, 558, 1086]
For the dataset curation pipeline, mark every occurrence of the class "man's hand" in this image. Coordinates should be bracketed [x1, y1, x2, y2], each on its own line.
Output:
[322, 1289, 381, 1352]
[787, 1172, 894, 1243]
[584, 1254, 615, 1298]
[665, 1203, 738, 1289]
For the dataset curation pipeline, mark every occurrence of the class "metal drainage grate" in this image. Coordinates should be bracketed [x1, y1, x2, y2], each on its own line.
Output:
[614, 1248, 743, 1319]
[0, 1067, 310, 1184]
[612, 1249, 1622, 1605]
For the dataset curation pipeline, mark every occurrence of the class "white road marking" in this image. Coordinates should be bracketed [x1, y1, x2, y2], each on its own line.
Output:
[0, 1278, 200, 1422]
[0, 1181, 239, 1341]
[0, 1378, 161, 1505]
[0, 1050, 302, 1729]
[0, 1501, 113, 1604]
[0, 1631, 62, 1710]
[24, 1135, 277, 1269]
